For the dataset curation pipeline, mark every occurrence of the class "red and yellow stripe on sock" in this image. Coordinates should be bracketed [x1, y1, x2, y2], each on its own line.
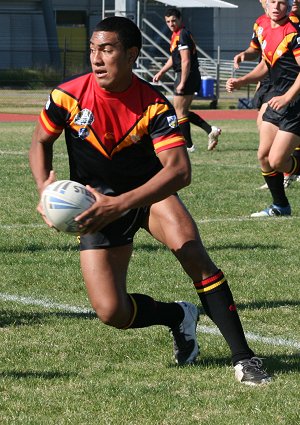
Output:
[194, 269, 226, 294]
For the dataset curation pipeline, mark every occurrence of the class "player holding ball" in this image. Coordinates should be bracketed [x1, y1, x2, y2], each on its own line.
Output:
[29, 16, 270, 385]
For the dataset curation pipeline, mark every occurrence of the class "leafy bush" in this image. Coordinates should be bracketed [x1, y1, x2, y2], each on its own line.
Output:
[0, 68, 63, 89]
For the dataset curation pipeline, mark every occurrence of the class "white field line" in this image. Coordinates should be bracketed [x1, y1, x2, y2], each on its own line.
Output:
[1, 214, 300, 231]
[0, 293, 299, 350]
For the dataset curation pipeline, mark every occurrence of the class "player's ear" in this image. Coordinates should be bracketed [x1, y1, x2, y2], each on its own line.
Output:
[128, 47, 139, 63]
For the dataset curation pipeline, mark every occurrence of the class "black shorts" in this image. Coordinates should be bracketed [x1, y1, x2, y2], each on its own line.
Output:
[262, 97, 300, 136]
[252, 81, 274, 110]
[79, 206, 149, 250]
[174, 69, 201, 96]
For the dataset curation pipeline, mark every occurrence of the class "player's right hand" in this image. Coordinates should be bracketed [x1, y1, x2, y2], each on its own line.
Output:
[37, 170, 57, 228]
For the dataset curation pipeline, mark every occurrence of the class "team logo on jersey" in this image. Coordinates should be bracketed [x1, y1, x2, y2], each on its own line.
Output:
[78, 127, 90, 139]
[74, 109, 94, 126]
[276, 49, 283, 57]
[257, 27, 263, 36]
[167, 115, 178, 128]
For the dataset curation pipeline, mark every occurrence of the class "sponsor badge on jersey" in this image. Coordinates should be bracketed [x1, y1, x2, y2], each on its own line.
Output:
[74, 109, 94, 126]
[167, 115, 178, 128]
[78, 127, 90, 139]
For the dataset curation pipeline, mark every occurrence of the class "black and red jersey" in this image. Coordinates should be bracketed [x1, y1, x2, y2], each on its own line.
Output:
[39, 73, 185, 194]
[170, 26, 199, 73]
[251, 15, 300, 94]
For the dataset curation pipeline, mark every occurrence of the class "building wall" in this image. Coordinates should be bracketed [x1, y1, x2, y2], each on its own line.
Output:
[0, 0, 265, 69]
[213, 0, 264, 59]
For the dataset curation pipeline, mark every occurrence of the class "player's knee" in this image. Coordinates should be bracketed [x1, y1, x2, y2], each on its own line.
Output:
[269, 156, 284, 171]
[92, 301, 121, 327]
[257, 150, 268, 166]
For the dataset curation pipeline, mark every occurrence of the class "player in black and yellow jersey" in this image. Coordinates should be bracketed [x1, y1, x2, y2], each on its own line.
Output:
[30, 16, 270, 385]
[227, 0, 300, 217]
[153, 8, 221, 153]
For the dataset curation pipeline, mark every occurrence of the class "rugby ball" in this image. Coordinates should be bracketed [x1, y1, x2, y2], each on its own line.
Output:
[41, 180, 95, 234]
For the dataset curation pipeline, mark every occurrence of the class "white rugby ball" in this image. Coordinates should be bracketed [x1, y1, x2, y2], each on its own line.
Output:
[41, 180, 95, 234]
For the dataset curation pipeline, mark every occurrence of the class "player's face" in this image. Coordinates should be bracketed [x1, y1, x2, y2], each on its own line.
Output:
[165, 15, 181, 32]
[266, 0, 289, 21]
[90, 31, 137, 92]
[291, 0, 300, 15]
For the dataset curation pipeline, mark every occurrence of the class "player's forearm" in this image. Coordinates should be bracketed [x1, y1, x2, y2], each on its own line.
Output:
[117, 150, 191, 210]
[242, 47, 260, 62]
[283, 72, 300, 102]
[161, 57, 173, 74]
[29, 122, 60, 193]
[29, 139, 54, 194]
[238, 60, 268, 86]
[180, 59, 190, 86]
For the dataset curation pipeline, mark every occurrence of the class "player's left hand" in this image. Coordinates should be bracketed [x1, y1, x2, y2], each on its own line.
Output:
[75, 186, 127, 233]
[268, 95, 289, 111]
[175, 82, 185, 94]
[226, 78, 242, 92]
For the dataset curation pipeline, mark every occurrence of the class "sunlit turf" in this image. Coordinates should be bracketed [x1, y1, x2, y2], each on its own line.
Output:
[0, 120, 299, 425]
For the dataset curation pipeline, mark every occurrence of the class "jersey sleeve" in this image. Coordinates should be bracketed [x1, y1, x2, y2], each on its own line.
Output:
[178, 28, 192, 51]
[148, 103, 186, 153]
[39, 89, 70, 136]
[250, 20, 262, 51]
[291, 32, 300, 59]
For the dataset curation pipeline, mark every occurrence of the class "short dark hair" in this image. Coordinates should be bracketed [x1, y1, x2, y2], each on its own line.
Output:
[165, 8, 182, 19]
[93, 16, 142, 51]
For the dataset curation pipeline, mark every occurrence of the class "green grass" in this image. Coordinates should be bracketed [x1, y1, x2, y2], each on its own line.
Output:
[0, 120, 299, 425]
[0, 88, 254, 115]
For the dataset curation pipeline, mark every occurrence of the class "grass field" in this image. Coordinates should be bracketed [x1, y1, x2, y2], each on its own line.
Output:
[0, 119, 299, 425]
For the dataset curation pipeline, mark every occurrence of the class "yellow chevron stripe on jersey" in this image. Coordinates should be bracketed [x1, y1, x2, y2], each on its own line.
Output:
[264, 32, 297, 66]
[52, 88, 111, 159]
[110, 102, 177, 156]
[51, 88, 80, 119]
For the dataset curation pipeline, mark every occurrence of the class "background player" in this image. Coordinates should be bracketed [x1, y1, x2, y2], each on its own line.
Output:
[234, 0, 300, 189]
[226, 0, 300, 217]
[153, 7, 221, 153]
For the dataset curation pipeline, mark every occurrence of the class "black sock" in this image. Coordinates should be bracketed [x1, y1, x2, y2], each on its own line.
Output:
[262, 170, 289, 207]
[188, 111, 211, 134]
[194, 270, 254, 364]
[178, 116, 193, 148]
[123, 293, 184, 329]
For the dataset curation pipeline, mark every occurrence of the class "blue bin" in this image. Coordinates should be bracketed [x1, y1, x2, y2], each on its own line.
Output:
[201, 76, 215, 98]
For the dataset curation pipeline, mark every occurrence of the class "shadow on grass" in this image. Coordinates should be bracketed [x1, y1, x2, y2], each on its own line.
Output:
[0, 370, 75, 380]
[197, 300, 300, 315]
[236, 299, 300, 310]
[0, 310, 97, 327]
[0, 243, 79, 253]
[167, 353, 300, 374]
